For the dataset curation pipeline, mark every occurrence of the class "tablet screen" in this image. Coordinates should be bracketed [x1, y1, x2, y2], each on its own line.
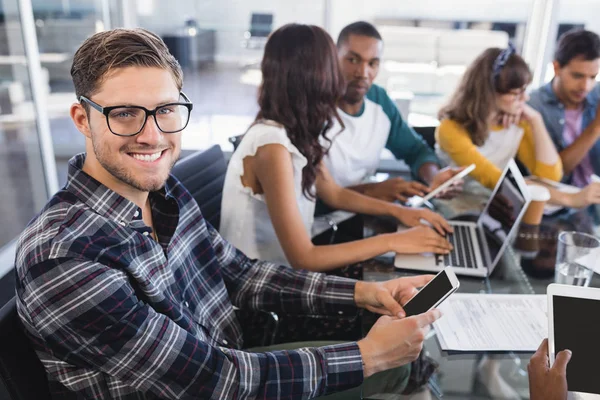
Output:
[480, 167, 526, 265]
[553, 295, 600, 394]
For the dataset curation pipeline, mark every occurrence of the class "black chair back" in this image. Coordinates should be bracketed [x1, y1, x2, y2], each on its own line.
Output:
[171, 145, 227, 231]
[413, 125, 437, 149]
[0, 297, 51, 400]
[228, 134, 245, 151]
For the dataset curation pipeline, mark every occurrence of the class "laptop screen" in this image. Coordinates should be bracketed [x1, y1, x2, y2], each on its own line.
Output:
[479, 165, 527, 265]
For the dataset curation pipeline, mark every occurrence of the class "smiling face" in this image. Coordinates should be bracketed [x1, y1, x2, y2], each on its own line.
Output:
[338, 34, 383, 105]
[71, 66, 182, 196]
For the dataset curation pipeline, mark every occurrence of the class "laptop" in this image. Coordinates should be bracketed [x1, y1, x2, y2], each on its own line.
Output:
[394, 160, 531, 277]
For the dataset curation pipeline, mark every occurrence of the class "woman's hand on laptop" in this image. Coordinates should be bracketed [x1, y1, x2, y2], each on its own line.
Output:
[393, 207, 452, 236]
[388, 226, 453, 255]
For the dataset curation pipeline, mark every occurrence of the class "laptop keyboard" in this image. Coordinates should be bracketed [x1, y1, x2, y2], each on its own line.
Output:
[443, 225, 478, 268]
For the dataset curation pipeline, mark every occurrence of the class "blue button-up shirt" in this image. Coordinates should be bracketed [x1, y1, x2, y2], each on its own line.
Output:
[528, 81, 600, 183]
[15, 154, 364, 399]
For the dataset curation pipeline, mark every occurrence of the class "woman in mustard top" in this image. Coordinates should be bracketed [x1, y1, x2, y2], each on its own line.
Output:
[435, 45, 563, 190]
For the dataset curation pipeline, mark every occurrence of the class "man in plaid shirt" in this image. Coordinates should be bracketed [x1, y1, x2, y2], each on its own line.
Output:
[15, 28, 441, 399]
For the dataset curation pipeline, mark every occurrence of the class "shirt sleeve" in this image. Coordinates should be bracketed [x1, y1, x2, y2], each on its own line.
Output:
[208, 224, 359, 317]
[516, 121, 563, 182]
[20, 257, 364, 399]
[380, 92, 439, 178]
[435, 119, 503, 189]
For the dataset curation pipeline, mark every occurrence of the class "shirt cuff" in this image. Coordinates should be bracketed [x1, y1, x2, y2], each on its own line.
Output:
[319, 342, 364, 395]
[410, 153, 441, 180]
[321, 276, 359, 316]
[533, 160, 563, 182]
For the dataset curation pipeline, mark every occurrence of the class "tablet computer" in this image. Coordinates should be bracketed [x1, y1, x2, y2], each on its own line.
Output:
[406, 164, 476, 208]
[548, 284, 600, 396]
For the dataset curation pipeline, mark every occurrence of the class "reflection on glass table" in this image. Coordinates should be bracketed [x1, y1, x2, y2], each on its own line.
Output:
[358, 179, 600, 399]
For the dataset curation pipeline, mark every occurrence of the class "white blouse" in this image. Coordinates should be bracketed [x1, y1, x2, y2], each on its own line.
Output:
[220, 121, 315, 267]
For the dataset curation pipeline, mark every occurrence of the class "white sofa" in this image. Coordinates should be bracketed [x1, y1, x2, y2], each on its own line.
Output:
[376, 26, 509, 98]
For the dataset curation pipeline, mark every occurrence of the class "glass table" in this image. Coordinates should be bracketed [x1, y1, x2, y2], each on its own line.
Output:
[357, 181, 600, 399]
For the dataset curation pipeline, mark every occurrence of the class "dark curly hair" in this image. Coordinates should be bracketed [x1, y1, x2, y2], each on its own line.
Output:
[255, 23, 345, 199]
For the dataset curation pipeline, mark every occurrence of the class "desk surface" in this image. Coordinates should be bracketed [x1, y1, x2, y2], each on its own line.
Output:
[359, 180, 600, 399]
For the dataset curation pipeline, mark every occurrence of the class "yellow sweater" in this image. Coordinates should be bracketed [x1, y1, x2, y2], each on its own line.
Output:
[436, 119, 563, 189]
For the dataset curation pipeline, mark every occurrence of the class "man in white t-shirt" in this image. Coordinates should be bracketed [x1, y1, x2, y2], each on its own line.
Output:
[324, 21, 462, 203]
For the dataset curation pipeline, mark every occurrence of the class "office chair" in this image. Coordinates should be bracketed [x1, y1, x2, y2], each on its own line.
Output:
[412, 125, 437, 149]
[0, 295, 52, 400]
[228, 133, 245, 152]
[241, 13, 273, 69]
[249, 13, 273, 39]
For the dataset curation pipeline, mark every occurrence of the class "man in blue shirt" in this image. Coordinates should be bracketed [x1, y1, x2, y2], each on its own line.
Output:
[529, 29, 600, 191]
[324, 21, 462, 203]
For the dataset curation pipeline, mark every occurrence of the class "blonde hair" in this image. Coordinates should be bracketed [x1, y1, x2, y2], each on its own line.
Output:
[438, 47, 531, 146]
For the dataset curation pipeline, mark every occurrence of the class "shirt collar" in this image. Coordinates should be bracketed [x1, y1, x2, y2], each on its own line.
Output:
[64, 153, 177, 225]
[539, 80, 561, 105]
[540, 78, 598, 107]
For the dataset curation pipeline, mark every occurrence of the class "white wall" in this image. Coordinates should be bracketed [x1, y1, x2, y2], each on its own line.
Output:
[134, 0, 600, 64]
[328, 0, 534, 40]
[557, 0, 600, 35]
[136, 0, 325, 63]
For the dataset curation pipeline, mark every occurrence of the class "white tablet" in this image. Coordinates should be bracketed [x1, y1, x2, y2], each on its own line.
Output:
[547, 284, 600, 396]
[406, 164, 476, 208]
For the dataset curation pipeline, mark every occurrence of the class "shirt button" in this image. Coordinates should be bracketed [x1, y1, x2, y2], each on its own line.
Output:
[559, 118, 565, 124]
[134, 210, 139, 218]
[338, 311, 344, 315]
[119, 221, 126, 226]
[143, 231, 150, 236]
[222, 339, 228, 345]
[184, 301, 190, 307]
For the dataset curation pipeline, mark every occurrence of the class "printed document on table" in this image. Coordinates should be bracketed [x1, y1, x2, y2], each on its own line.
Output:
[433, 294, 547, 352]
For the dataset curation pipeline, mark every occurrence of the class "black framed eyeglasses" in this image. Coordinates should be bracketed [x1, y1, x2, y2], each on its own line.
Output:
[79, 92, 193, 137]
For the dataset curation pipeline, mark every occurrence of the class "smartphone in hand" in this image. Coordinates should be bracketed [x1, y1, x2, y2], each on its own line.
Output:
[403, 266, 460, 317]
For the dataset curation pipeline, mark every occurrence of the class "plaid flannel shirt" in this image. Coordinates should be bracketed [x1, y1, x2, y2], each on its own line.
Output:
[15, 154, 364, 399]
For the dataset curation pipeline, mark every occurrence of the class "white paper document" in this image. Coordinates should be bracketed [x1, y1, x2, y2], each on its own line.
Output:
[433, 294, 547, 352]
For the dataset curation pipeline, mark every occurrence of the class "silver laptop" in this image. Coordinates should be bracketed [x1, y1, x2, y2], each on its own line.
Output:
[394, 160, 532, 277]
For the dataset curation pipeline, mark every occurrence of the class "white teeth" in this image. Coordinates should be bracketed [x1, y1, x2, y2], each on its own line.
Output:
[131, 152, 162, 162]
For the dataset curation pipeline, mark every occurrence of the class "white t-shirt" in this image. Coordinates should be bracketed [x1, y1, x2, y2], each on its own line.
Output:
[324, 84, 438, 187]
[325, 102, 390, 187]
[220, 121, 315, 267]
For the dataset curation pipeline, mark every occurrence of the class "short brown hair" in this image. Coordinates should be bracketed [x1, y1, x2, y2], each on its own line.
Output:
[71, 28, 183, 103]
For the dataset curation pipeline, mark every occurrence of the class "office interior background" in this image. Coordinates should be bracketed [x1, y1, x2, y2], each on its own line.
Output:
[0, 0, 598, 276]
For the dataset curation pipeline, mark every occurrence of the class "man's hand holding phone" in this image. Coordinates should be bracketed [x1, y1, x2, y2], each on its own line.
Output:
[358, 310, 442, 377]
[356, 268, 459, 378]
